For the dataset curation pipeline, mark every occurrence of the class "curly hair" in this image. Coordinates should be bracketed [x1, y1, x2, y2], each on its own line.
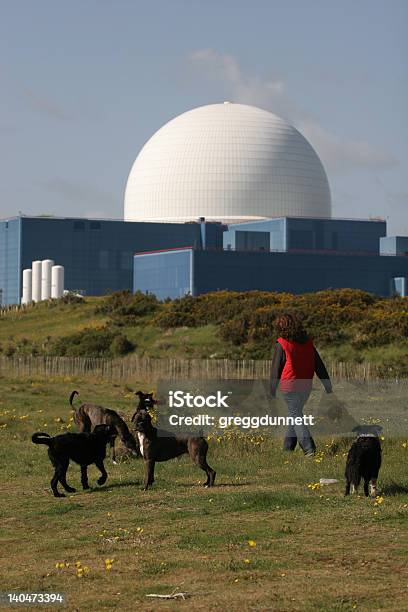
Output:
[274, 313, 309, 342]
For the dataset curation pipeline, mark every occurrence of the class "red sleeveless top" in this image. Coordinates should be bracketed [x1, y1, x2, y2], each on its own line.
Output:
[277, 337, 315, 392]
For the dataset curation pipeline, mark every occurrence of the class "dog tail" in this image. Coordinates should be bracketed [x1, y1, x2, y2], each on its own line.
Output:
[69, 390, 79, 407]
[32, 432, 52, 446]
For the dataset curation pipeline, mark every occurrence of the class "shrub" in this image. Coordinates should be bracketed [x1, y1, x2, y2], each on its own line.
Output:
[51, 327, 136, 358]
[219, 317, 249, 346]
[58, 293, 85, 305]
[154, 288, 407, 355]
[154, 310, 197, 328]
[110, 334, 135, 357]
[51, 327, 116, 357]
[4, 344, 16, 357]
[96, 290, 158, 324]
[351, 311, 408, 348]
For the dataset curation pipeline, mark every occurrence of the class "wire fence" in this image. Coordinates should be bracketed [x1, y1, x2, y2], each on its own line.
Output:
[0, 355, 395, 383]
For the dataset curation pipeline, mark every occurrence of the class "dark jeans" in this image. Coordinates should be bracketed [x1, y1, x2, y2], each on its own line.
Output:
[281, 390, 316, 454]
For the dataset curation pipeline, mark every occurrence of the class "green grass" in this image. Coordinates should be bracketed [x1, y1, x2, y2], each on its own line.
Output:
[124, 323, 226, 358]
[1, 376, 408, 610]
[0, 299, 106, 344]
[0, 299, 227, 359]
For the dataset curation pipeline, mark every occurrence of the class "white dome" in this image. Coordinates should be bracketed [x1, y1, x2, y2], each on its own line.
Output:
[124, 102, 331, 223]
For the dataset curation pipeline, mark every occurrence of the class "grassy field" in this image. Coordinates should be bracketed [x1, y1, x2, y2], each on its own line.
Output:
[1, 376, 408, 611]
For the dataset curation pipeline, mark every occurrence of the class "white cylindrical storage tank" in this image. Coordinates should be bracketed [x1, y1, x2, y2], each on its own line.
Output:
[51, 265, 64, 299]
[41, 259, 54, 300]
[21, 269, 32, 304]
[31, 261, 42, 302]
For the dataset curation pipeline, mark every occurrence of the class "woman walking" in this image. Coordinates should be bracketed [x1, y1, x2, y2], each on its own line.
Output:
[270, 314, 332, 455]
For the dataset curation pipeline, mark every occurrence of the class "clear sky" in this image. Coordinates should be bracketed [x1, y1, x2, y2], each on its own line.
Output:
[1, 0, 407, 234]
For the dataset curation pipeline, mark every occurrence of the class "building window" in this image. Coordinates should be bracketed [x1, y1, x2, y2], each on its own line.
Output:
[289, 229, 314, 250]
[134, 250, 192, 300]
[235, 231, 270, 251]
[99, 250, 109, 269]
[121, 251, 133, 271]
[73, 221, 85, 231]
[90, 221, 101, 230]
[392, 277, 407, 297]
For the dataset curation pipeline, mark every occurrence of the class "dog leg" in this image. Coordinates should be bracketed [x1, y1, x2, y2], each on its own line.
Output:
[208, 467, 216, 487]
[143, 460, 155, 490]
[369, 479, 378, 497]
[195, 453, 216, 487]
[58, 460, 76, 493]
[344, 480, 350, 496]
[95, 460, 108, 486]
[80, 465, 90, 490]
[51, 469, 65, 497]
[363, 480, 369, 497]
[350, 483, 358, 494]
[110, 438, 117, 465]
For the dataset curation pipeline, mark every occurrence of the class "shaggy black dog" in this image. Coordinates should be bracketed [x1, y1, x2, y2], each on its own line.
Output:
[32, 424, 117, 497]
[133, 409, 216, 490]
[344, 425, 382, 497]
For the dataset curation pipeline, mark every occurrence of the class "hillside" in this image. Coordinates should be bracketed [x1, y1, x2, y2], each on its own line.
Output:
[0, 289, 407, 374]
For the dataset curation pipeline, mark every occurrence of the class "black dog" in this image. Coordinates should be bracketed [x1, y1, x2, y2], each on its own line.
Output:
[32, 424, 117, 497]
[344, 425, 382, 497]
[131, 391, 157, 423]
[133, 409, 216, 490]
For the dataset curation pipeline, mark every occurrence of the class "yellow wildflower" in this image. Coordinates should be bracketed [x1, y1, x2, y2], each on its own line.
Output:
[105, 557, 114, 571]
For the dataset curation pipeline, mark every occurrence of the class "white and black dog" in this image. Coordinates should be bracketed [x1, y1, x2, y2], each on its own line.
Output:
[344, 425, 382, 497]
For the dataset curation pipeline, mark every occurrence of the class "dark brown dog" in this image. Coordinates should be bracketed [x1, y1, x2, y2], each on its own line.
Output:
[131, 390, 157, 423]
[69, 391, 139, 462]
[133, 409, 216, 490]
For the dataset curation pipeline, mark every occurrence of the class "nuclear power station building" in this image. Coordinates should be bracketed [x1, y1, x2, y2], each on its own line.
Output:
[1, 103, 407, 305]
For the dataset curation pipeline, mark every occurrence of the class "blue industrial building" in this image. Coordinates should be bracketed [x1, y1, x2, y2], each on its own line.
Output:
[1, 214, 407, 306]
[0, 216, 223, 306]
[133, 217, 408, 299]
[223, 217, 386, 254]
[133, 247, 408, 299]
